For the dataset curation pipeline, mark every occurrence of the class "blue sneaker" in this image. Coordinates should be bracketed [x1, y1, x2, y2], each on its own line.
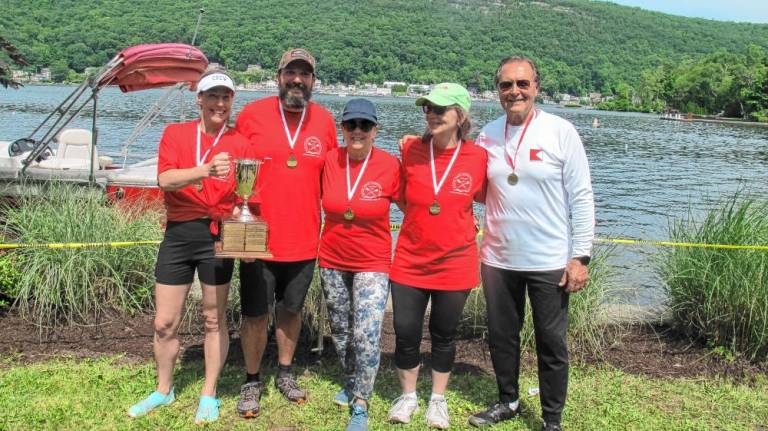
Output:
[194, 396, 221, 425]
[346, 403, 369, 431]
[127, 388, 175, 418]
[334, 388, 352, 407]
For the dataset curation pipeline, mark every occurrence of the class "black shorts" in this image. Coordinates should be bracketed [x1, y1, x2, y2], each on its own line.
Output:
[154, 219, 234, 286]
[239, 259, 316, 317]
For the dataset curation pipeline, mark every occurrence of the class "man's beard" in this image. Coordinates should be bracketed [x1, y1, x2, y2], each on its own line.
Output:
[279, 82, 312, 109]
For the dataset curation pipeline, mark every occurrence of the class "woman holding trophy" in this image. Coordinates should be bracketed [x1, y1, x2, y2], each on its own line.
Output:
[128, 70, 248, 424]
[318, 98, 401, 431]
[387, 83, 487, 429]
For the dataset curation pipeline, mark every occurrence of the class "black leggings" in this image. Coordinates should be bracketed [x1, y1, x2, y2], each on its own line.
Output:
[390, 281, 470, 373]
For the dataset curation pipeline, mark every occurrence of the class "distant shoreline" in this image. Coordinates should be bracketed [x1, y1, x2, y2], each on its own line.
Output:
[660, 116, 768, 128]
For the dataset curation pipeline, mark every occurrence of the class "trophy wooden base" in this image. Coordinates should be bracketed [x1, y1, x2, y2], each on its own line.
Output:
[214, 219, 273, 259]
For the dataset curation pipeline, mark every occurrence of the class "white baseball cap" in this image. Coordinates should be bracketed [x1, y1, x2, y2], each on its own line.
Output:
[196, 72, 235, 94]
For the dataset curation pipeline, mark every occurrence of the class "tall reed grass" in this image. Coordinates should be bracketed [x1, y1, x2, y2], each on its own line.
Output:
[460, 245, 620, 358]
[2, 182, 163, 328]
[659, 193, 768, 360]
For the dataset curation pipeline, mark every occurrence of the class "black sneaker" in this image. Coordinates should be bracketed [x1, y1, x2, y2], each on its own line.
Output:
[275, 371, 307, 404]
[237, 380, 264, 418]
[468, 402, 520, 427]
[542, 422, 563, 431]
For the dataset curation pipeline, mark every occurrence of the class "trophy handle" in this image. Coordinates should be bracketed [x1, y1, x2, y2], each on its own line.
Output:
[252, 157, 272, 200]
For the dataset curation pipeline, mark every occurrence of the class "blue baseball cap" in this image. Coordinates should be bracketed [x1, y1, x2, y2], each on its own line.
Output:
[341, 98, 378, 124]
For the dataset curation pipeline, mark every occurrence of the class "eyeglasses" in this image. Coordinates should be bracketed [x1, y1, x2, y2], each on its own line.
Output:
[422, 105, 450, 115]
[496, 79, 533, 92]
[341, 120, 376, 132]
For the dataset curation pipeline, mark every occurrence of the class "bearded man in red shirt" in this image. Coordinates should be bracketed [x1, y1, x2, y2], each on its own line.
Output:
[234, 48, 338, 418]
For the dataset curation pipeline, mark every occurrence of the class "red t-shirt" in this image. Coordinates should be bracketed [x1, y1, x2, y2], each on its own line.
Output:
[390, 137, 488, 290]
[235, 96, 338, 261]
[319, 146, 401, 273]
[157, 120, 250, 223]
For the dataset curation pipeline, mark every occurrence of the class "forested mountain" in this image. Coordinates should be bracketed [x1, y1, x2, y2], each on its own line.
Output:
[2, 0, 766, 92]
[3, 0, 768, 119]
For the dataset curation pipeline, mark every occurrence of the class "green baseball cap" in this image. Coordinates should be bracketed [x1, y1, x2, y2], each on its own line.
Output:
[415, 82, 471, 112]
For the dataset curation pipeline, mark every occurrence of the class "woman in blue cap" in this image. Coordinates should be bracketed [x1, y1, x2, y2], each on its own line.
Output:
[318, 98, 402, 431]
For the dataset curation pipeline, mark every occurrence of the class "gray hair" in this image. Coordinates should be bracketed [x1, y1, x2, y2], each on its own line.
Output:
[494, 56, 540, 87]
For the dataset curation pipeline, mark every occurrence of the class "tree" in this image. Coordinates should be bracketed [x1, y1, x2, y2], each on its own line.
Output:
[739, 45, 768, 121]
[49, 59, 69, 83]
[0, 36, 30, 89]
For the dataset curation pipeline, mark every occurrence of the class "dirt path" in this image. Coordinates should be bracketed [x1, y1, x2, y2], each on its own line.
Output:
[0, 310, 764, 383]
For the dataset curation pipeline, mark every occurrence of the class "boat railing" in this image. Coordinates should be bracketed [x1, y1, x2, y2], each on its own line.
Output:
[118, 83, 191, 168]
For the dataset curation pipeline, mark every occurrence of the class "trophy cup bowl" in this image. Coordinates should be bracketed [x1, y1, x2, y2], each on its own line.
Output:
[234, 158, 259, 222]
[215, 158, 273, 258]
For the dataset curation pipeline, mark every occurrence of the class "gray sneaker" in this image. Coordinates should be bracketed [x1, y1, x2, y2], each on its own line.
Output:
[425, 398, 450, 429]
[237, 381, 264, 418]
[275, 371, 307, 404]
[388, 394, 419, 424]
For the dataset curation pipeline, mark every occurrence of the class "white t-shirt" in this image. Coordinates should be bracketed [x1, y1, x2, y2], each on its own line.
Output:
[475, 109, 594, 271]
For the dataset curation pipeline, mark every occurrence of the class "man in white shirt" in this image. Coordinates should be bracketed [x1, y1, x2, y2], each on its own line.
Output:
[468, 56, 594, 431]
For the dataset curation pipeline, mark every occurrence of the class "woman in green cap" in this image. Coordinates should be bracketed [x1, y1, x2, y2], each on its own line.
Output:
[387, 83, 488, 429]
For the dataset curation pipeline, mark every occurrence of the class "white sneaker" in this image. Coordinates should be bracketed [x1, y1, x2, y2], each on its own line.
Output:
[425, 398, 449, 429]
[388, 394, 419, 424]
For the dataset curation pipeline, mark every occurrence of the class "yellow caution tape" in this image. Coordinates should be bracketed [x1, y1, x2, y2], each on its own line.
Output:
[0, 240, 161, 250]
[594, 238, 768, 251]
[0, 230, 765, 252]
[391, 223, 767, 251]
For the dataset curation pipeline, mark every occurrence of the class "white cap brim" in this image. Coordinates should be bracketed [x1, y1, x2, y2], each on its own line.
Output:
[197, 73, 235, 94]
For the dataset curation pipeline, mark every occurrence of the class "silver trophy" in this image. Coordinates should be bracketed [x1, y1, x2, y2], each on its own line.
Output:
[233, 158, 261, 222]
[216, 158, 272, 258]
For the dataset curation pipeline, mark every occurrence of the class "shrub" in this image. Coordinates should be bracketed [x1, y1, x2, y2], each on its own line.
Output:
[2, 182, 163, 328]
[0, 251, 23, 310]
[0, 253, 22, 297]
[659, 193, 768, 361]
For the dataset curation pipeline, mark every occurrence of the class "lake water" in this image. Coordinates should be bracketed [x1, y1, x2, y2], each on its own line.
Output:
[2, 85, 768, 306]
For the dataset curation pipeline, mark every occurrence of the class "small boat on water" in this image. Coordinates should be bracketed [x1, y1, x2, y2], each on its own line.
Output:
[0, 43, 209, 201]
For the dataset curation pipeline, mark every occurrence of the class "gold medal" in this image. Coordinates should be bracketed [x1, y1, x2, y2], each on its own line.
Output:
[286, 154, 298, 168]
[343, 208, 355, 221]
[507, 173, 518, 186]
[429, 201, 441, 215]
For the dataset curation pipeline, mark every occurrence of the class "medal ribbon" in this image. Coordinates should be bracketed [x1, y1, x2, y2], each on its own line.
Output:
[278, 102, 307, 151]
[429, 138, 463, 200]
[196, 121, 227, 167]
[503, 109, 537, 172]
[346, 148, 372, 202]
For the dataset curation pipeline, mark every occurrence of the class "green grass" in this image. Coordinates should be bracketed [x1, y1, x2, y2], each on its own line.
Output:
[1, 182, 163, 328]
[0, 356, 765, 430]
[659, 193, 768, 361]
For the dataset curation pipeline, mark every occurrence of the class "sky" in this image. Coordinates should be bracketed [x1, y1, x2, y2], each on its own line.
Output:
[595, 0, 768, 24]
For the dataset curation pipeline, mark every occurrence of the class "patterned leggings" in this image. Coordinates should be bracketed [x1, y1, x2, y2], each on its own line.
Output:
[320, 268, 389, 401]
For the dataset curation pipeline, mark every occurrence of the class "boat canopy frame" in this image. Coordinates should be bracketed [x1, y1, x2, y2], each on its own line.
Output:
[18, 43, 208, 180]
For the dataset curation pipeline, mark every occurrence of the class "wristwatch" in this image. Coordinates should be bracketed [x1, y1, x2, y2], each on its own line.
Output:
[573, 255, 591, 266]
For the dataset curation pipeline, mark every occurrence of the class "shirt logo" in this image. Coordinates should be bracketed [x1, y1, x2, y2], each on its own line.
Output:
[530, 148, 543, 161]
[450, 173, 472, 195]
[360, 181, 382, 200]
[303, 136, 322, 157]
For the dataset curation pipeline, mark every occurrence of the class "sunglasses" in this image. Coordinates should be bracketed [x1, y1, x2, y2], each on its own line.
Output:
[341, 119, 376, 132]
[422, 105, 450, 115]
[496, 79, 533, 91]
